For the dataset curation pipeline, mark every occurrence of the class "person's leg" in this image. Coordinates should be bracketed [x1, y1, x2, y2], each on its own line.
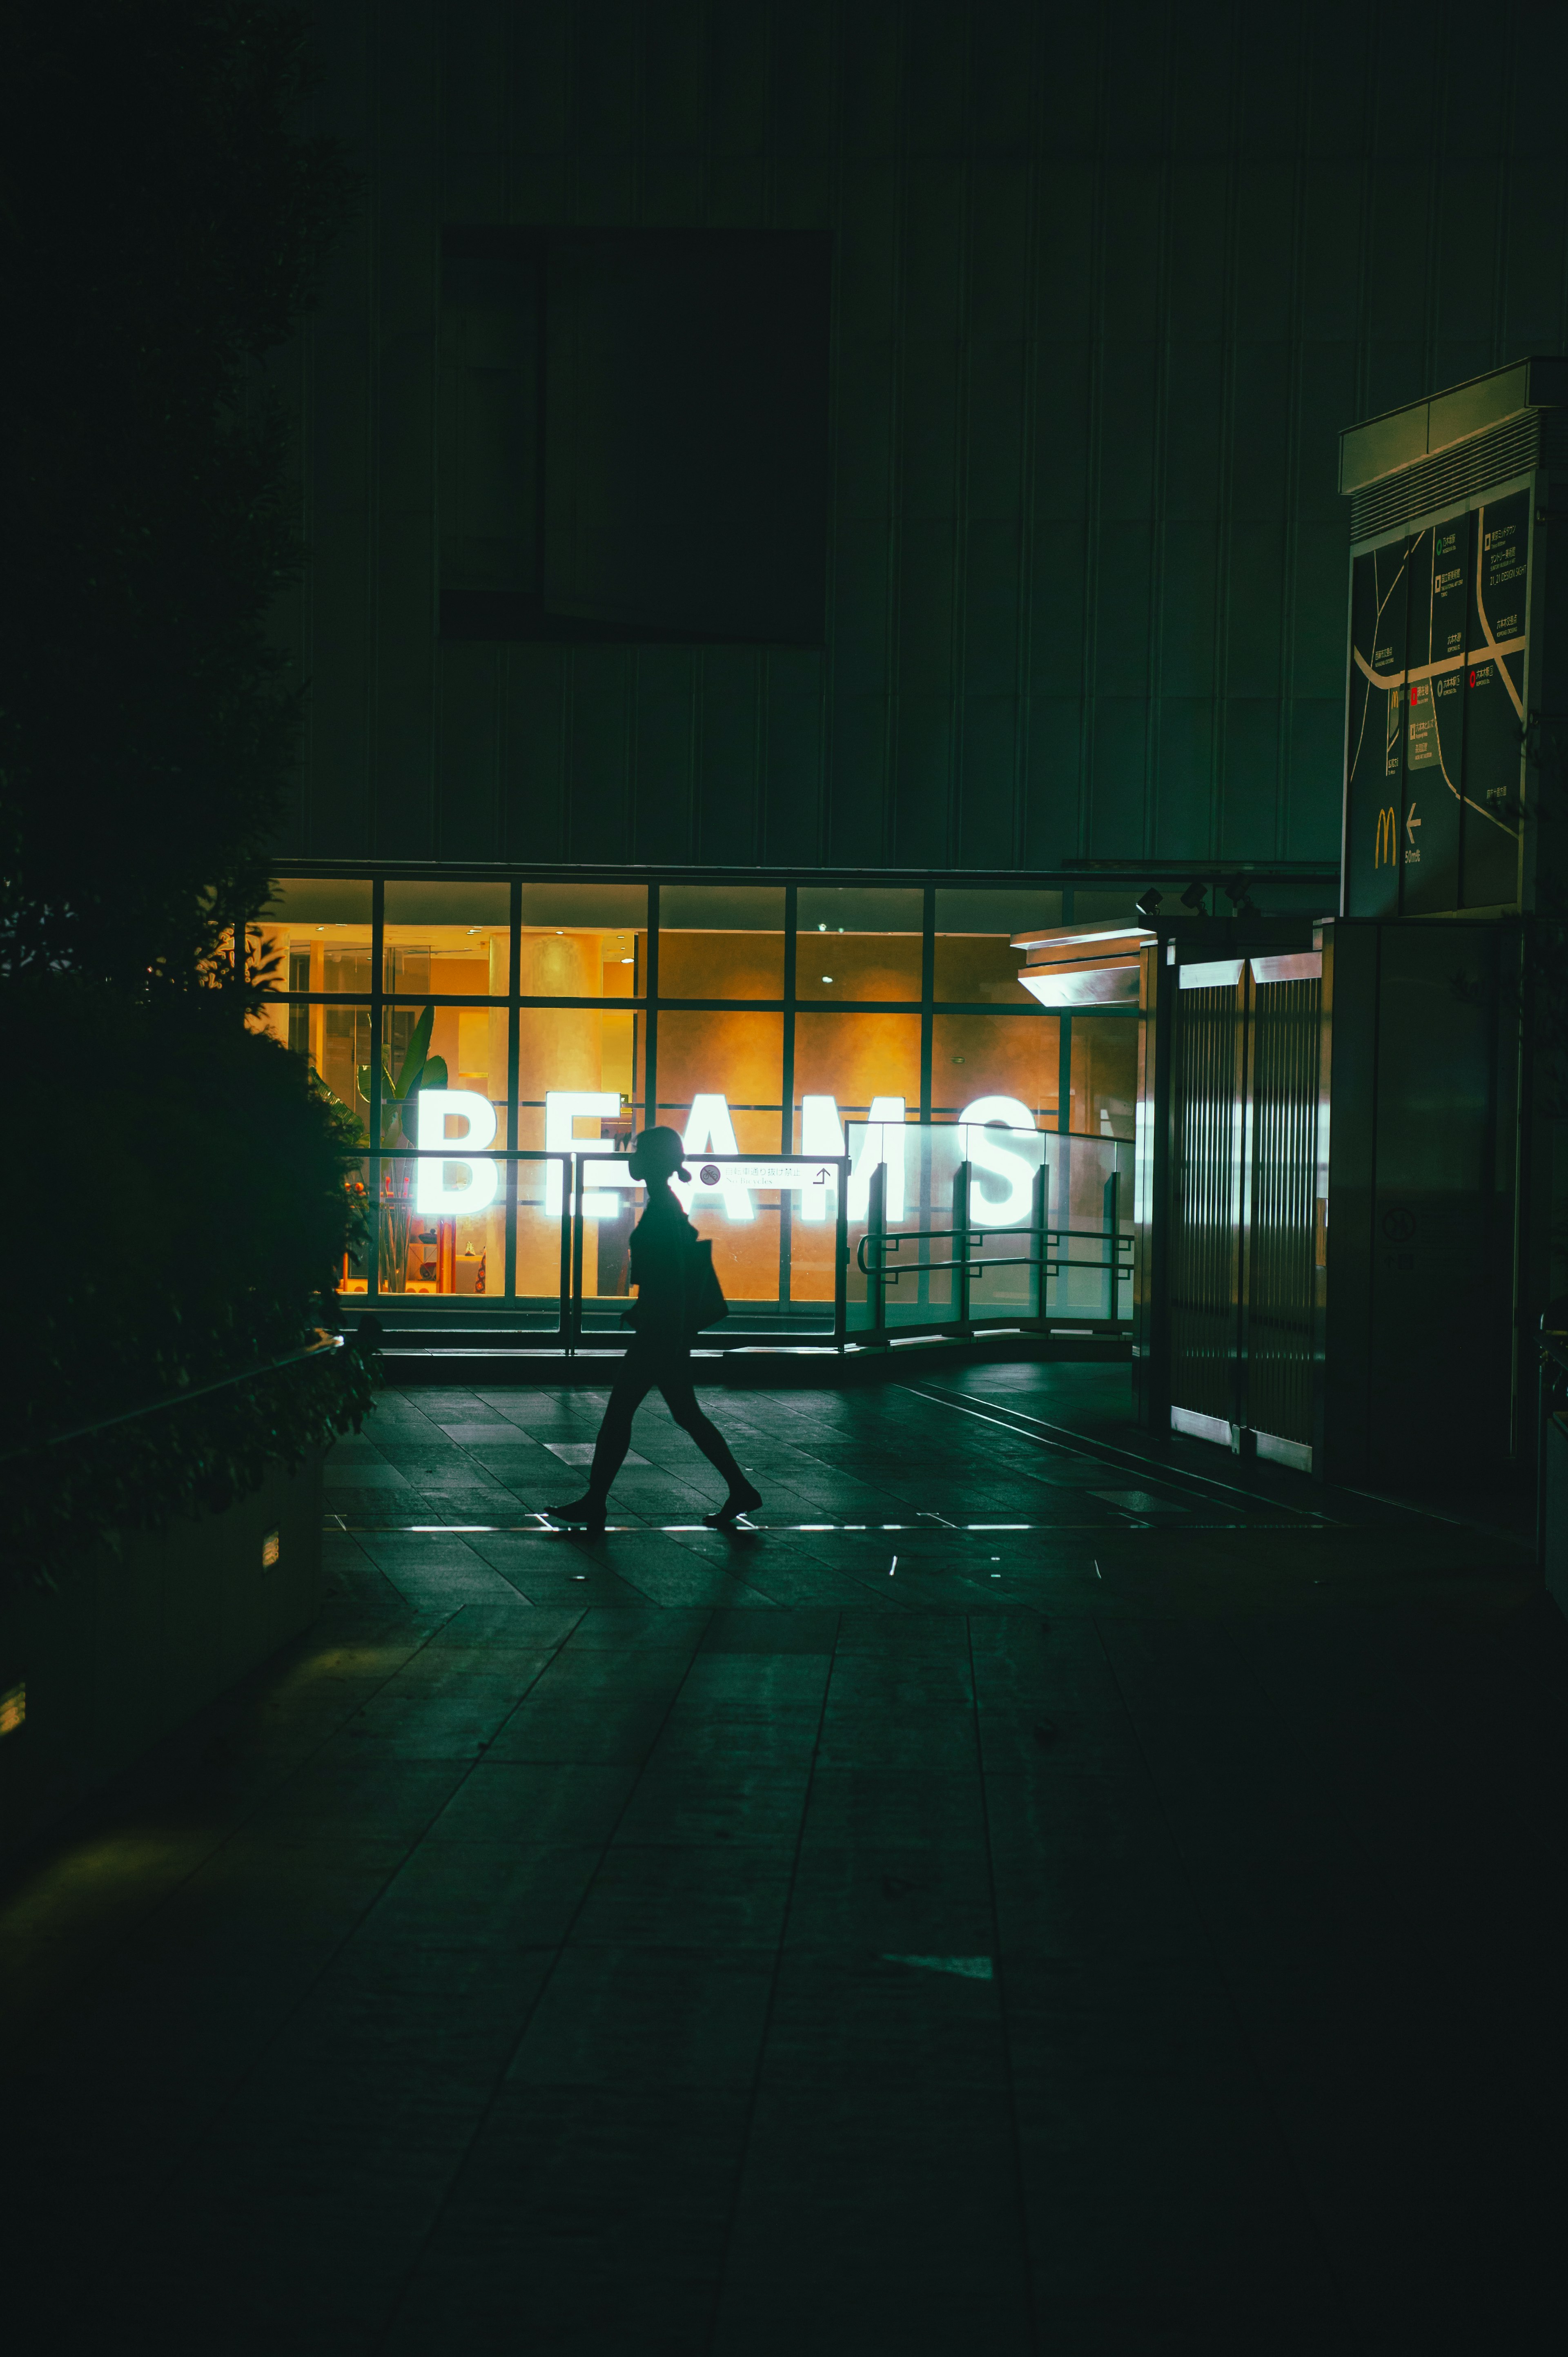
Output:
[547, 1350, 656, 1528]
[587, 1352, 655, 1496]
[657, 1354, 762, 1520]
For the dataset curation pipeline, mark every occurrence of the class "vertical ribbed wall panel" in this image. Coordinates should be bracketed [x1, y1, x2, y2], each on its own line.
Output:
[292, 0, 1568, 870]
[1243, 975, 1320, 1445]
[1168, 982, 1243, 1421]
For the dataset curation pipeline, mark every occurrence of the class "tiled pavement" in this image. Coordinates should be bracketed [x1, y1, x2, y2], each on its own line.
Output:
[4, 1365, 1568, 2353]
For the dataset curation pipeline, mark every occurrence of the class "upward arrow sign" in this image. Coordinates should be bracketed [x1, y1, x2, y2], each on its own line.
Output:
[1405, 801, 1421, 845]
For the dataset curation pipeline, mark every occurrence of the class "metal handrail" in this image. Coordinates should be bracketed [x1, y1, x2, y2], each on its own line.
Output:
[857, 1225, 1134, 1281]
[2, 1332, 345, 1461]
[855, 1157, 1130, 1340]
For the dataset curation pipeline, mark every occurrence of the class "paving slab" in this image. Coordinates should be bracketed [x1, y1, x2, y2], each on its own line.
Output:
[3, 1370, 1565, 2352]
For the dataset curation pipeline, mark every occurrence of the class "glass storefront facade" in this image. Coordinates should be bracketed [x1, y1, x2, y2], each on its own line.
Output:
[253, 872, 1137, 1329]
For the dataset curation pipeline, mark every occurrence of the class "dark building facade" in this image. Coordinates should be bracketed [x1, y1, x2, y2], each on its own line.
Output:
[263, 3, 1568, 1408]
[276, 0, 1568, 881]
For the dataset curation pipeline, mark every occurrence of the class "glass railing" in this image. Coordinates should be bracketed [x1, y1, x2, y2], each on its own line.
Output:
[339, 1149, 853, 1343]
[336, 1131, 1132, 1345]
[844, 1122, 1132, 1338]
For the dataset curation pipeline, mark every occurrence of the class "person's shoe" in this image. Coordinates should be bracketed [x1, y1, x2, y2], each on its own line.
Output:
[704, 1481, 762, 1528]
[545, 1495, 607, 1535]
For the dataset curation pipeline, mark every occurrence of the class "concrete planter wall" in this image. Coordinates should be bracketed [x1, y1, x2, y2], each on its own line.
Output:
[0, 1450, 323, 1867]
[1544, 1414, 1568, 1623]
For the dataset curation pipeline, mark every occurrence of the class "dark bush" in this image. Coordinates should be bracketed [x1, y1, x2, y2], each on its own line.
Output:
[2, 983, 374, 1583]
[0, 5, 368, 1583]
[0, 1, 352, 987]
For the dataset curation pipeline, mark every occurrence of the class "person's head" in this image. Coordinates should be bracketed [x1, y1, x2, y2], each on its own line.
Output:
[628, 1126, 689, 1186]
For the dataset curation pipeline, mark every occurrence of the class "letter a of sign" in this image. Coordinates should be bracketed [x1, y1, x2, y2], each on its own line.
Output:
[679, 1096, 754, 1221]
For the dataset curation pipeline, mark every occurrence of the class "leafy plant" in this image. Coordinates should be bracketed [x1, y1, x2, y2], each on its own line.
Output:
[357, 1003, 448, 1292]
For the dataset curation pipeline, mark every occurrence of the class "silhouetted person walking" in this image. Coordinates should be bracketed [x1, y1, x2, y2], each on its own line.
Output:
[547, 1127, 762, 1536]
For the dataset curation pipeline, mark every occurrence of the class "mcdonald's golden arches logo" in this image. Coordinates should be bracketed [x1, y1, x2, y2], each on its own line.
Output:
[1374, 805, 1398, 867]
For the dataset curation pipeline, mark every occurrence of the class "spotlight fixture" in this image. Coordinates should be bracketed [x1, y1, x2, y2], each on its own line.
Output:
[1221, 873, 1258, 918]
[1134, 887, 1163, 922]
[1180, 880, 1209, 916]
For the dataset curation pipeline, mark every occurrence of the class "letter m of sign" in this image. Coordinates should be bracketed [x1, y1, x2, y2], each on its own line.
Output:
[1374, 806, 1398, 867]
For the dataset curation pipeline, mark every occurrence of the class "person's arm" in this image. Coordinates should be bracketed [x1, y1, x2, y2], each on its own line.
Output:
[630, 1204, 689, 1334]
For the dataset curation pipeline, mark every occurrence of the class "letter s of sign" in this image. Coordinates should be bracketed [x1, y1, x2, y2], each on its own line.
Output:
[958, 1097, 1038, 1227]
[1374, 806, 1398, 867]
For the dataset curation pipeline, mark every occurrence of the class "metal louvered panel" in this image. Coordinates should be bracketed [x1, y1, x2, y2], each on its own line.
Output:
[1349, 412, 1540, 540]
[1168, 982, 1245, 1425]
[1242, 975, 1322, 1447]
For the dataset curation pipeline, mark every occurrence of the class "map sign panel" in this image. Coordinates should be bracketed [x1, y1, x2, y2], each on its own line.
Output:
[1344, 495, 1528, 916]
[1461, 491, 1528, 908]
[1345, 539, 1408, 917]
[1401, 513, 1466, 914]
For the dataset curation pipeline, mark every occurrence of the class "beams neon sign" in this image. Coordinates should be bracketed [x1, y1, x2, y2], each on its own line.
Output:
[541, 1091, 1041, 1226]
[412, 1090, 1043, 1226]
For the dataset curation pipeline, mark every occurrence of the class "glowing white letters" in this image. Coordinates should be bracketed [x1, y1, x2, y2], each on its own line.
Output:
[799, 1095, 844, 1223]
[678, 1095, 754, 1222]
[958, 1095, 1039, 1226]
[415, 1090, 499, 1215]
[526, 1088, 1043, 1233]
[847, 1097, 907, 1222]
[799, 1095, 906, 1222]
[544, 1090, 623, 1217]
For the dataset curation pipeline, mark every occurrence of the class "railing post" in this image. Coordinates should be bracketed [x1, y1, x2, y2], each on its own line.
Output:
[503, 1145, 518, 1306]
[955, 1159, 971, 1331]
[1539, 1336, 1550, 1580]
[568, 1153, 586, 1356]
[869, 1160, 888, 1345]
[1104, 1166, 1120, 1323]
[833, 1154, 849, 1349]
[1032, 1157, 1049, 1328]
[556, 1155, 572, 1349]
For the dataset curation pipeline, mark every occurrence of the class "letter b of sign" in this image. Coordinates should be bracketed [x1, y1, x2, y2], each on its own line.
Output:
[1375, 807, 1397, 867]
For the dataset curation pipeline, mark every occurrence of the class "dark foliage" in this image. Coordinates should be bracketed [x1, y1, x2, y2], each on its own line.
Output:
[2, 983, 376, 1584]
[0, 5, 368, 1579]
[0, 1, 352, 986]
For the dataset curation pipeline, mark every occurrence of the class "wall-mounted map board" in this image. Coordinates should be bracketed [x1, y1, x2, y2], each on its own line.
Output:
[1345, 491, 1528, 916]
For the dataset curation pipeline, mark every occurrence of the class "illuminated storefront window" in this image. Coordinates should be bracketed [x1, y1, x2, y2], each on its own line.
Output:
[383, 876, 512, 994]
[1069, 1016, 1138, 1142]
[658, 883, 786, 997]
[933, 886, 1064, 1002]
[250, 876, 374, 1091]
[795, 886, 923, 1001]
[256, 871, 1137, 1320]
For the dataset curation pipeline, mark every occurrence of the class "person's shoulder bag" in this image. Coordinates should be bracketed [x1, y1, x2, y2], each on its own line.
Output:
[684, 1231, 729, 1332]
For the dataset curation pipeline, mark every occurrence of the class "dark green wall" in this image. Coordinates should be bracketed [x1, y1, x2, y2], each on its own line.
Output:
[281, 0, 1568, 875]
